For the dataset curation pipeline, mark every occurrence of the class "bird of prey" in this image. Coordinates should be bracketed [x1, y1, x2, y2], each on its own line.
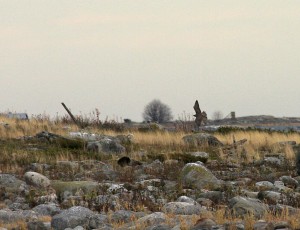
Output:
[193, 100, 207, 128]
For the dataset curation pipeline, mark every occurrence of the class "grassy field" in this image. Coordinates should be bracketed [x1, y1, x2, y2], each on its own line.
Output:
[1, 116, 300, 228]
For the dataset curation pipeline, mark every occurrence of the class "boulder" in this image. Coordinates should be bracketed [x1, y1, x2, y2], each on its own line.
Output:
[253, 220, 274, 230]
[264, 157, 282, 167]
[87, 138, 125, 154]
[191, 218, 217, 230]
[176, 196, 197, 204]
[182, 133, 223, 147]
[88, 214, 109, 229]
[257, 191, 282, 203]
[24, 172, 51, 188]
[0, 174, 23, 193]
[279, 176, 299, 188]
[27, 221, 51, 230]
[51, 180, 98, 199]
[229, 196, 269, 218]
[255, 181, 274, 191]
[135, 212, 167, 227]
[110, 210, 145, 223]
[187, 152, 209, 162]
[181, 162, 222, 190]
[198, 191, 224, 204]
[162, 202, 209, 215]
[0, 210, 39, 224]
[32, 203, 61, 216]
[51, 206, 94, 230]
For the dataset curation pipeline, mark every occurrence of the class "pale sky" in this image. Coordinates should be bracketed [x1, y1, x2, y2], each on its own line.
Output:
[1, 1, 300, 121]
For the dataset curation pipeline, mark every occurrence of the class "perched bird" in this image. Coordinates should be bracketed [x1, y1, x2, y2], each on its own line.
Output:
[193, 100, 207, 129]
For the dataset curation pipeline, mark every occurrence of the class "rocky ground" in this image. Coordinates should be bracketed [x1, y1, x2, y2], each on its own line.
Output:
[1, 131, 300, 229]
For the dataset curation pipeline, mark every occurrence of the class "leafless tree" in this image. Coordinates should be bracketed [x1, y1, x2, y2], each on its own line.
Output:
[212, 110, 223, 121]
[143, 99, 173, 123]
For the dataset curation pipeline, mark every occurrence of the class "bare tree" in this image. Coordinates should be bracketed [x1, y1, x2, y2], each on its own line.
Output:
[212, 110, 223, 121]
[143, 99, 173, 123]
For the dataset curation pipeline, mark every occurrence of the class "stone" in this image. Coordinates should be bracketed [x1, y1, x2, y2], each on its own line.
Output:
[27, 221, 51, 230]
[185, 151, 209, 163]
[264, 157, 282, 166]
[135, 212, 167, 227]
[162, 202, 210, 215]
[24, 172, 51, 188]
[191, 218, 217, 230]
[274, 181, 291, 192]
[147, 224, 172, 230]
[273, 221, 291, 229]
[32, 203, 61, 216]
[51, 180, 98, 199]
[255, 181, 274, 191]
[176, 196, 197, 204]
[279, 176, 299, 188]
[229, 196, 269, 218]
[87, 138, 125, 154]
[0, 174, 23, 193]
[198, 191, 224, 204]
[257, 191, 282, 203]
[182, 133, 223, 147]
[0, 210, 39, 224]
[51, 206, 94, 230]
[111, 210, 145, 223]
[181, 162, 222, 190]
[253, 220, 274, 230]
[88, 214, 109, 229]
[143, 159, 164, 175]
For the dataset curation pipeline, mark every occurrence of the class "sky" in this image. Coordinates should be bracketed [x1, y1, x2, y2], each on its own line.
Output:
[1, 1, 300, 121]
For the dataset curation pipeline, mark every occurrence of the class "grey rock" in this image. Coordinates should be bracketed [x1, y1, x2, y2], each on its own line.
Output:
[0, 174, 23, 193]
[176, 196, 197, 204]
[32, 203, 61, 216]
[186, 152, 209, 163]
[51, 206, 94, 230]
[147, 224, 172, 230]
[181, 161, 222, 190]
[111, 210, 145, 223]
[136, 212, 167, 227]
[0, 210, 39, 224]
[190, 218, 217, 230]
[24, 172, 51, 188]
[8, 202, 29, 210]
[255, 181, 274, 190]
[27, 163, 50, 173]
[87, 137, 125, 154]
[115, 134, 134, 144]
[198, 191, 224, 204]
[229, 196, 269, 218]
[196, 198, 213, 208]
[88, 214, 109, 229]
[162, 202, 209, 215]
[143, 159, 164, 174]
[279, 176, 299, 188]
[27, 221, 51, 230]
[270, 204, 300, 216]
[264, 157, 282, 166]
[253, 220, 274, 230]
[258, 191, 282, 203]
[183, 133, 223, 147]
[274, 181, 291, 192]
[95, 195, 121, 211]
[273, 221, 291, 229]
[51, 180, 98, 199]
